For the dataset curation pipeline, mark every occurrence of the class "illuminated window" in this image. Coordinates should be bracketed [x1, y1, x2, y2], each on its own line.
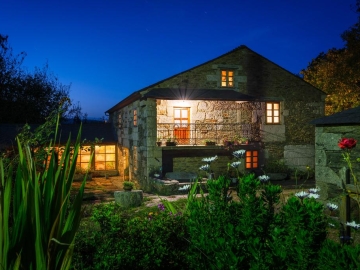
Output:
[266, 102, 280, 124]
[221, 70, 234, 87]
[245, 150, 258, 169]
[76, 146, 92, 171]
[94, 145, 116, 170]
[133, 109, 137, 126]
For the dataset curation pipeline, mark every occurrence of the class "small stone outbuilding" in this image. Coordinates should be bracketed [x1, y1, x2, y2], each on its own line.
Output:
[311, 106, 360, 204]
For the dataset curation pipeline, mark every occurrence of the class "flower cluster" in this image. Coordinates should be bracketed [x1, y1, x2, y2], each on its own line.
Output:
[295, 187, 321, 200]
[338, 138, 357, 150]
[157, 203, 165, 211]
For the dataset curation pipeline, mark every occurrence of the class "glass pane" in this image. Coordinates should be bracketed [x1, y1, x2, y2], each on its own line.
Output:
[246, 163, 251, 169]
[106, 145, 115, 153]
[274, 111, 279, 116]
[95, 162, 105, 170]
[246, 151, 251, 156]
[174, 109, 180, 118]
[221, 70, 226, 76]
[253, 157, 258, 162]
[106, 154, 115, 161]
[95, 145, 106, 154]
[274, 117, 279, 123]
[80, 163, 89, 170]
[267, 111, 272, 116]
[81, 155, 91, 163]
[96, 153, 105, 161]
[253, 151, 258, 156]
[174, 120, 180, 124]
[229, 71, 233, 76]
[229, 77, 233, 81]
[253, 163, 258, 168]
[221, 82, 226, 86]
[246, 157, 251, 162]
[267, 117, 272, 123]
[221, 76, 226, 81]
[273, 103, 279, 110]
[106, 162, 115, 170]
[182, 109, 188, 118]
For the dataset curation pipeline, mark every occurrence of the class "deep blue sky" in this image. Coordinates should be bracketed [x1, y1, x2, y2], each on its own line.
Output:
[1, 0, 358, 118]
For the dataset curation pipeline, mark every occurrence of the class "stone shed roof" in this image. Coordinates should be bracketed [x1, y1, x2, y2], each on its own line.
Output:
[310, 106, 360, 125]
[0, 122, 117, 150]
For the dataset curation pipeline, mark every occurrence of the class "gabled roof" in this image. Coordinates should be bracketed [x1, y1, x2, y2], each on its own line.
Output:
[107, 45, 324, 114]
[0, 123, 117, 149]
[143, 88, 258, 101]
[310, 106, 360, 125]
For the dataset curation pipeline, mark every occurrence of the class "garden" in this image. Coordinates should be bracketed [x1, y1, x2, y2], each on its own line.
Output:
[1, 117, 360, 269]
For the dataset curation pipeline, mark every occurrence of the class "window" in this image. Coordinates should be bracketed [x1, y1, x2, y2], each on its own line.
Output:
[133, 146, 138, 172]
[76, 146, 92, 171]
[133, 109, 137, 126]
[266, 102, 280, 124]
[245, 150, 258, 169]
[221, 70, 234, 87]
[94, 145, 116, 170]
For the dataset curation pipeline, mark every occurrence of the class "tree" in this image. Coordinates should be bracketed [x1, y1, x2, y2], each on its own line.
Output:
[301, 1, 360, 115]
[0, 34, 85, 123]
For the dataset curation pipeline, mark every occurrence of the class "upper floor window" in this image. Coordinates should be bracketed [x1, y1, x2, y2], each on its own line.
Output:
[221, 70, 234, 87]
[133, 109, 137, 126]
[266, 102, 280, 124]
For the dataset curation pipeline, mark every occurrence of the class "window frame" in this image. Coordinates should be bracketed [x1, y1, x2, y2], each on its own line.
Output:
[133, 109, 137, 126]
[265, 102, 280, 124]
[245, 150, 258, 169]
[221, 69, 234, 88]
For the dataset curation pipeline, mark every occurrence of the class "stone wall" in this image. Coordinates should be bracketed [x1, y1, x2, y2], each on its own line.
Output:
[315, 125, 360, 205]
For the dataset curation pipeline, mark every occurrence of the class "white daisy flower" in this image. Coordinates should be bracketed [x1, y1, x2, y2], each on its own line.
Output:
[179, 184, 190, 191]
[258, 175, 270, 182]
[346, 221, 360, 230]
[230, 161, 241, 168]
[202, 155, 218, 163]
[309, 187, 320, 193]
[199, 164, 210, 171]
[326, 203, 338, 211]
[308, 193, 320, 199]
[232, 149, 246, 159]
[295, 191, 309, 199]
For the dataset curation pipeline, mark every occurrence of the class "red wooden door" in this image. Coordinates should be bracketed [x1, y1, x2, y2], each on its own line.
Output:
[174, 108, 190, 145]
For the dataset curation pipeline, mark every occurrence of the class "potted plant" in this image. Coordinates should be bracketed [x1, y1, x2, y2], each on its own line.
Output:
[166, 137, 177, 146]
[239, 137, 249, 144]
[123, 181, 135, 191]
[204, 139, 216, 146]
[156, 138, 162, 146]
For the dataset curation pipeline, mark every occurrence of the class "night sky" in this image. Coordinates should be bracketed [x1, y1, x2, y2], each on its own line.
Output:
[1, 0, 358, 118]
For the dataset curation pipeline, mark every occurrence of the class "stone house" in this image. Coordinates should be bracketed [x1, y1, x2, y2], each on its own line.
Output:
[106, 45, 326, 191]
[310, 106, 360, 204]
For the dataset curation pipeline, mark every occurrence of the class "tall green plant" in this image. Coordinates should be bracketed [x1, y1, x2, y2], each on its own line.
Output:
[0, 121, 89, 269]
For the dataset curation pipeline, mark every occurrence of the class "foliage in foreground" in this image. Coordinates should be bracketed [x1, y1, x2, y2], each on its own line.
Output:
[0, 121, 88, 269]
[73, 174, 360, 269]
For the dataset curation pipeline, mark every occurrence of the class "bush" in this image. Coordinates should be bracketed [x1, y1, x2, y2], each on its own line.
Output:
[72, 174, 360, 269]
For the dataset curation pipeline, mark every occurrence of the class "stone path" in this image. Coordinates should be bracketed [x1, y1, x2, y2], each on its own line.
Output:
[72, 176, 316, 206]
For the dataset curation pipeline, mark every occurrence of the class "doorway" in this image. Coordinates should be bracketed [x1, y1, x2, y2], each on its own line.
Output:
[174, 108, 190, 145]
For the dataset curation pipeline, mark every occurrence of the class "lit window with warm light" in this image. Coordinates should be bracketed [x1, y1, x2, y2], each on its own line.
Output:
[245, 150, 258, 169]
[94, 145, 116, 170]
[266, 102, 280, 124]
[133, 109, 137, 126]
[76, 146, 92, 171]
[221, 70, 234, 87]
[133, 146, 138, 172]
